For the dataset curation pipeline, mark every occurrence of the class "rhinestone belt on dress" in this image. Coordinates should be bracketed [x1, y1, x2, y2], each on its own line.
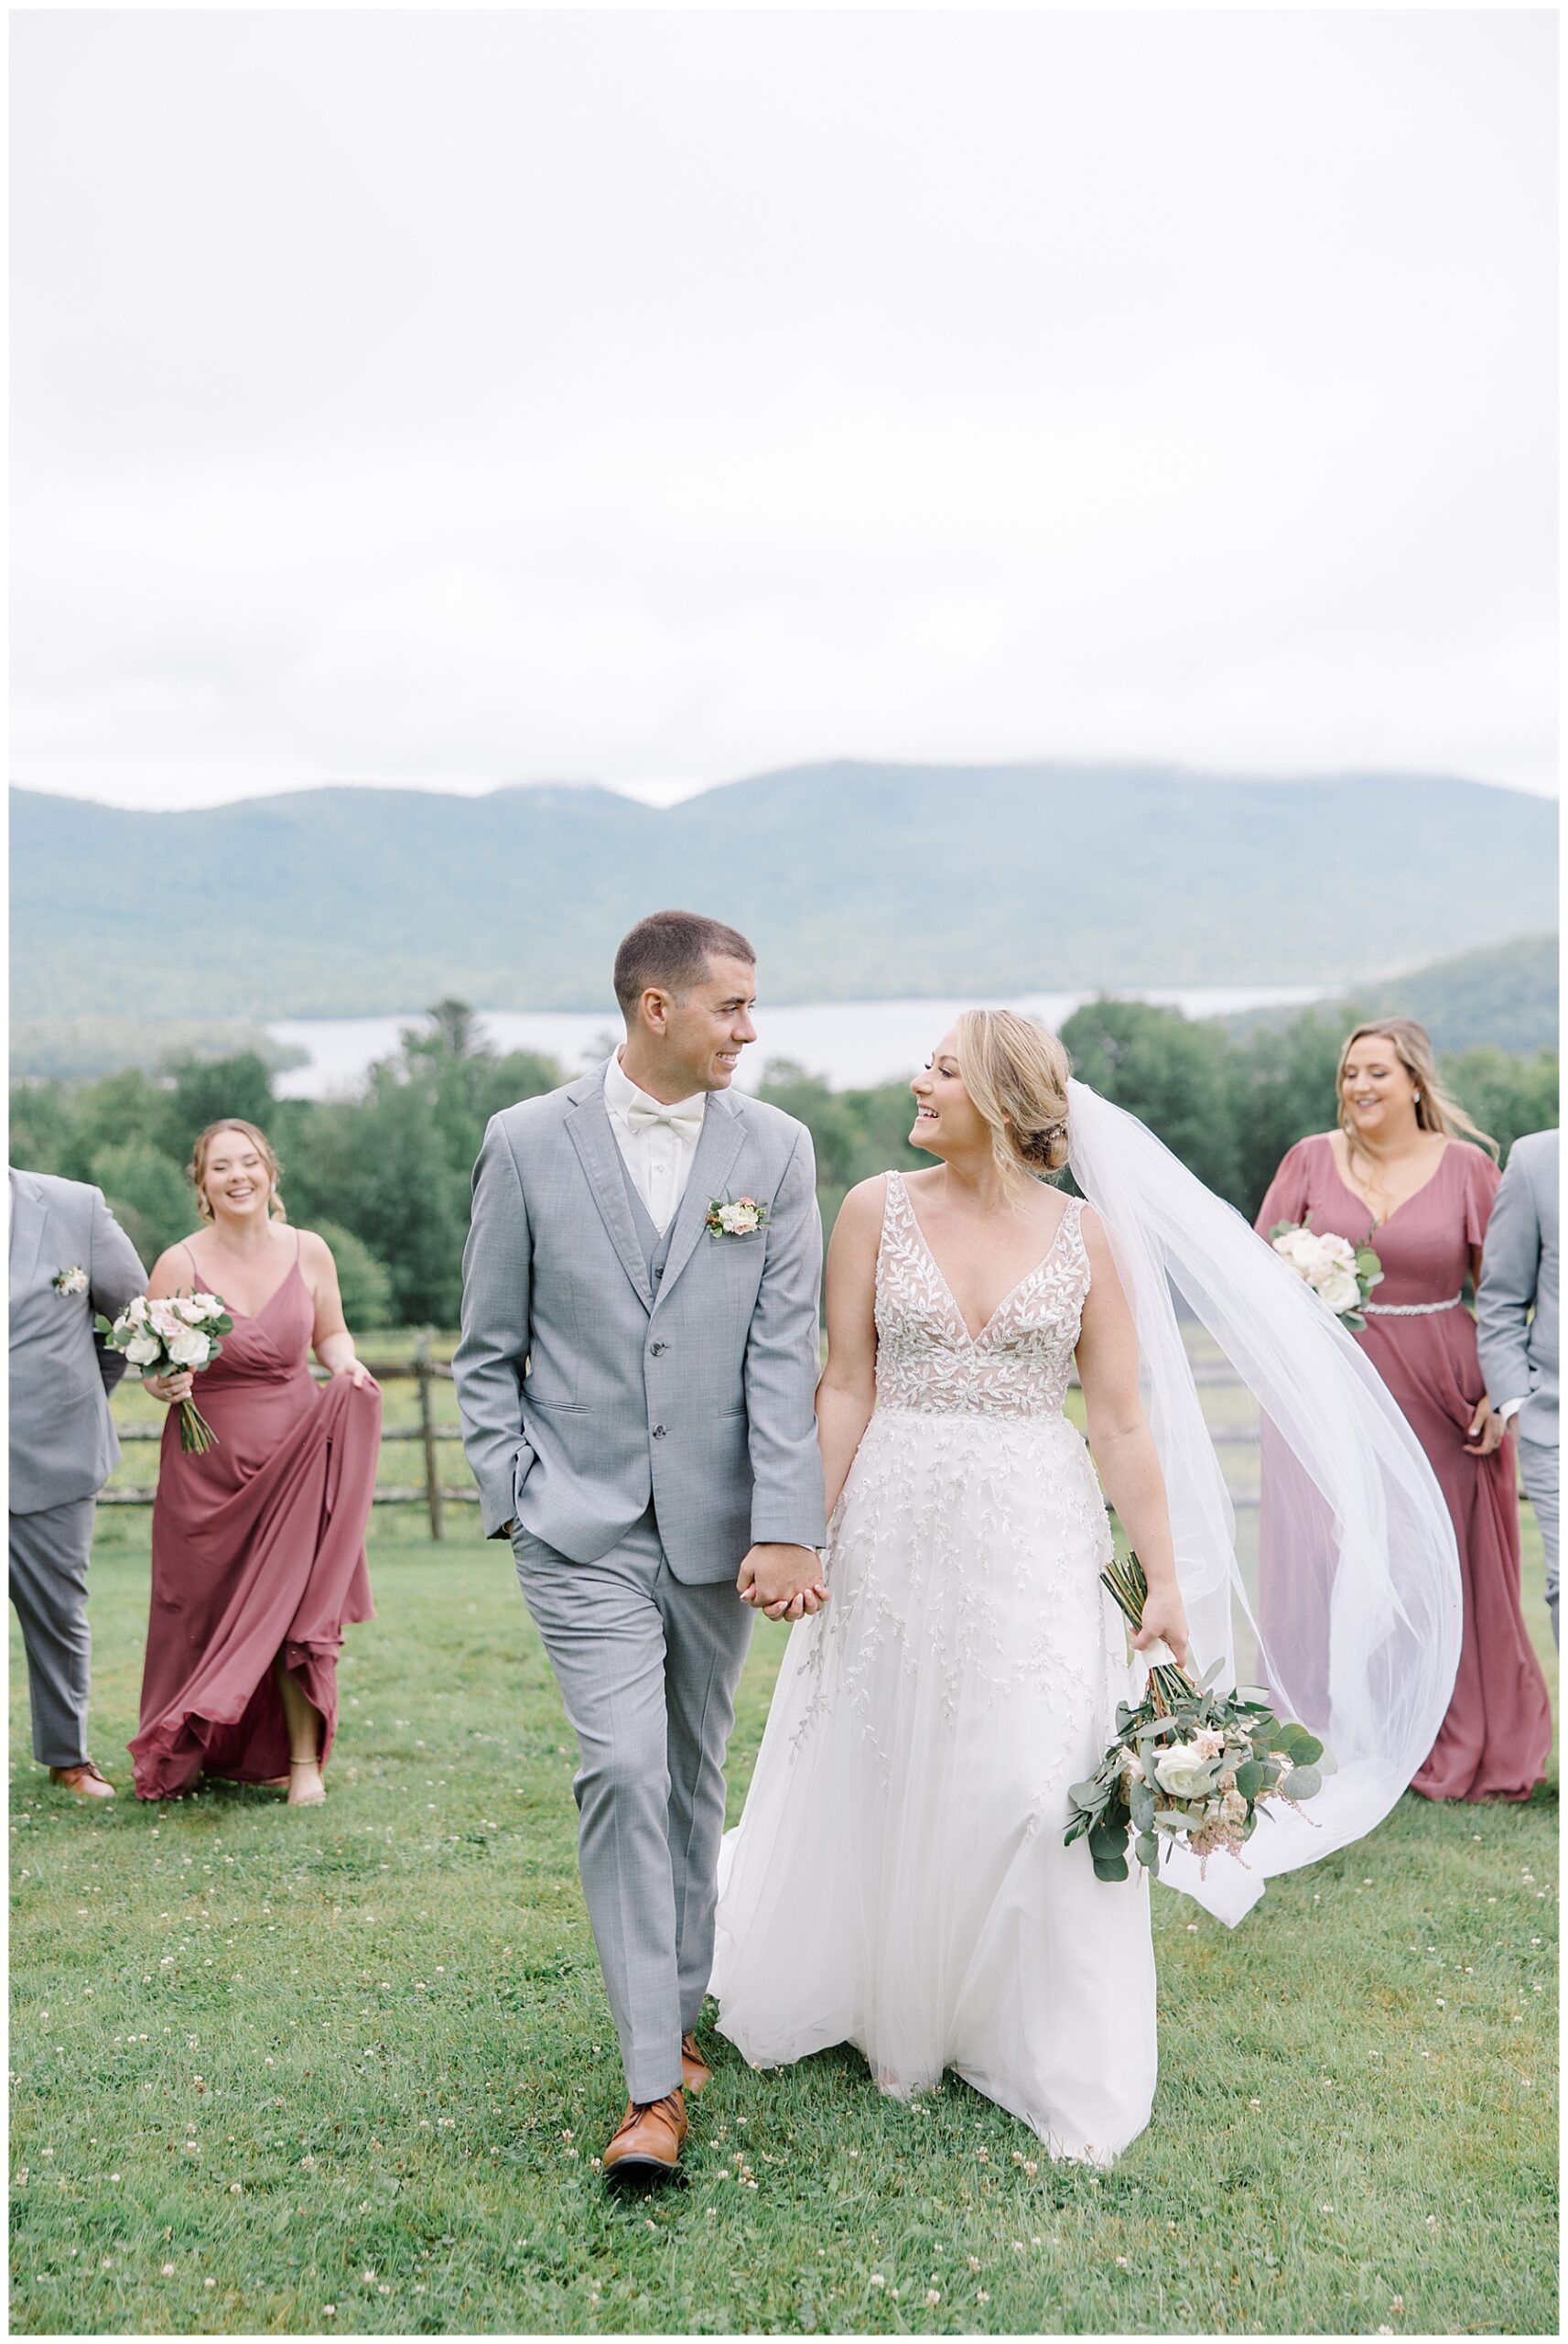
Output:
[1361, 1295, 1463, 1318]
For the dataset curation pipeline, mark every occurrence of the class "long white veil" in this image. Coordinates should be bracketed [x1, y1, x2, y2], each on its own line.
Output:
[1066, 1080, 1462, 1924]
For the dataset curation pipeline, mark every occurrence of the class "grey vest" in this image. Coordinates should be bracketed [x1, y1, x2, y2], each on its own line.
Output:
[617, 1149, 677, 1295]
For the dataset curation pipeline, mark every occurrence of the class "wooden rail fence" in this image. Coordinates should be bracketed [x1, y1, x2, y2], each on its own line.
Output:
[100, 1331, 476, 1539]
[102, 1342, 1264, 1540]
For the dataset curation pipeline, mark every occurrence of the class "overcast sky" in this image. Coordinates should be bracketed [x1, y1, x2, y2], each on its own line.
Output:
[11, 8, 1557, 812]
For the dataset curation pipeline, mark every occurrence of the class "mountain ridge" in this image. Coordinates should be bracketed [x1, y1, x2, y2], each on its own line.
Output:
[11, 763, 1557, 1019]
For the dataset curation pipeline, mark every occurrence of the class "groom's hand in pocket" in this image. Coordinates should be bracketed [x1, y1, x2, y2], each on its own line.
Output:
[737, 1543, 828, 1622]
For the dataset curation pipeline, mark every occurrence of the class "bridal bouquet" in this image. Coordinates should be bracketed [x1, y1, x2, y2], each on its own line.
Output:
[1065, 1555, 1334, 1882]
[96, 1292, 233, 1455]
[1269, 1214, 1382, 1333]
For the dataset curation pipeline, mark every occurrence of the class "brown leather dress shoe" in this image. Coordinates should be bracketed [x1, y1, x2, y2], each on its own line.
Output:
[48, 1760, 114, 1800]
[602, 2089, 687, 2180]
[681, 2032, 713, 2094]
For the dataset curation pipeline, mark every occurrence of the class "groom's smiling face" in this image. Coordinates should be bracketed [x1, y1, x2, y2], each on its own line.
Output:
[651, 954, 759, 1095]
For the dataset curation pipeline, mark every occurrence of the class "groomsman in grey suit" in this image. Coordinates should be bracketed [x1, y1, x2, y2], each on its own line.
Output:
[1477, 1129, 1560, 1645]
[9, 1168, 147, 1794]
[454, 911, 827, 2181]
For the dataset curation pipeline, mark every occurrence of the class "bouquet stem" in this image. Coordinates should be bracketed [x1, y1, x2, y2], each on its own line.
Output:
[177, 1398, 219, 1456]
[1101, 1552, 1192, 1713]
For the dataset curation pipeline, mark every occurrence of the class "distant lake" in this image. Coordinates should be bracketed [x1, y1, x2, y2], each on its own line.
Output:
[268, 985, 1328, 1101]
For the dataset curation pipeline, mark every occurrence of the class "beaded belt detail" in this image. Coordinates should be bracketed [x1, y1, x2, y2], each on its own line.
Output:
[1362, 1295, 1463, 1318]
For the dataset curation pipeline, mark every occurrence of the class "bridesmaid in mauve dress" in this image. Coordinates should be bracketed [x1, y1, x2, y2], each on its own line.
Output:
[1257, 1022, 1551, 1804]
[130, 1120, 381, 1806]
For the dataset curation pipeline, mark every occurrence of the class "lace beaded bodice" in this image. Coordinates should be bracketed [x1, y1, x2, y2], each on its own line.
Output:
[874, 1172, 1090, 1420]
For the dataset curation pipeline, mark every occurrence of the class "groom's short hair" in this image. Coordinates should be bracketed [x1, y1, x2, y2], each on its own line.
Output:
[613, 911, 756, 1015]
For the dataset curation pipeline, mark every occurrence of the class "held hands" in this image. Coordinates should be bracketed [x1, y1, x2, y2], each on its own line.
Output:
[1131, 1582, 1191, 1673]
[738, 1542, 829, 1623]
[1464, 1398, 1507, 1458]
[144, 1370, 194, 1404]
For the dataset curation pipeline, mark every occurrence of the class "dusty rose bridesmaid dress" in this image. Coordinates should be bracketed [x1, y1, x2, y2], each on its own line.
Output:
[130, 1246, 381, 1800]
[1256, 1134, 1551, 1803]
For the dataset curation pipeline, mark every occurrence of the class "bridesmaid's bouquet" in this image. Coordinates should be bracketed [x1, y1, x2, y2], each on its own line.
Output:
[96, 1292, 233, 1455]
[1065, 1555, 1334, 1883]
[1269, 1214, 1382, 1333]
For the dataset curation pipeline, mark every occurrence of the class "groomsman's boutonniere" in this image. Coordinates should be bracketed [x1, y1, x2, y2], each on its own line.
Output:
[705, 1194, 770, 1239]
[53, 1266, 90, 1297]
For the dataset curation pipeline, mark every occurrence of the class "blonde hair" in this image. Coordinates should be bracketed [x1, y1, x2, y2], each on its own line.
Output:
[188, 1120, 288, 1223]
[955, 1009, 1073, 1188]
[1336, 1019, 1498, 1167]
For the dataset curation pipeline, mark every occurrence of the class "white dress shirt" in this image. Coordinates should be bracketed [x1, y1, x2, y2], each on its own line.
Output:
[602, 1053, 708, 1235]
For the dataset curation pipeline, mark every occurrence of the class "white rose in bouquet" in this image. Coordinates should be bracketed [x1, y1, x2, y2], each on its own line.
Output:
[1317, 1267, 1362, 1316]
[1272, 1227, 1322, 1273]
[1152, 1741, 1217, 1799]
[166, 1328, 210, 1367]
[124, 1333, 162, 1366]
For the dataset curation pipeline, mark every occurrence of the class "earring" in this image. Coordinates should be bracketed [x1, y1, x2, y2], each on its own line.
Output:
[1412, 1091, 1422, 1104]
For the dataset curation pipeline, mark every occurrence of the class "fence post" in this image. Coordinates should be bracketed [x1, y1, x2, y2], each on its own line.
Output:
[416, 1329, 444, 1542]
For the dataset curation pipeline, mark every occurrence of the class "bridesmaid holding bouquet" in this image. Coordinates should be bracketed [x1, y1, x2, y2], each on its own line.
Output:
[1256, 1022, 1551, 1804]
[129, 1120, 382, 1805]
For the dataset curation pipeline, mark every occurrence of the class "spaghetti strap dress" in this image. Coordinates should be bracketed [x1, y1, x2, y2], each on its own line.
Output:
[1256, 1135, 1549, 1803]
[129, 1240, 381, 1800]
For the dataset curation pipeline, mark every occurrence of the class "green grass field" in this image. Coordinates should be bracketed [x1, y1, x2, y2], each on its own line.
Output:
[10, 1484, 1559, 2334]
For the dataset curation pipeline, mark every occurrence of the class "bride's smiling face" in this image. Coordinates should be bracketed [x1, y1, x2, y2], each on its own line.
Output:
[910, 1031, 989, 1158]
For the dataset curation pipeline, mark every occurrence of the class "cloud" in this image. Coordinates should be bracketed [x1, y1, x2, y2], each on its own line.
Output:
[10, 10, 1556, 808]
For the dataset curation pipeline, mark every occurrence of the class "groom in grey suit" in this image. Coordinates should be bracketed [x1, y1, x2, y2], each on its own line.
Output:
[454, 911, 827, 2179]
[9, 1167, 147, 1793]
[1477, 1129, 1559, 1644]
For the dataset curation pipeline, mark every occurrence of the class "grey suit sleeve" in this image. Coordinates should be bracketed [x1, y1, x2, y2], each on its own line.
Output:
[453, 1116, 535, 1540]
[744, 1129, 827, 1548]
[1476, 1152, 1541, 1411]
[88, 1186, 148, 1399]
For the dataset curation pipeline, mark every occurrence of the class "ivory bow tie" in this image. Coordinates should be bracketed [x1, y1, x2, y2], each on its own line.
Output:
[624, 1096, 706, 1141]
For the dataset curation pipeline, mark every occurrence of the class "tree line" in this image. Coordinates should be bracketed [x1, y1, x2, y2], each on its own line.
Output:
[9, 995, 1557, 1330]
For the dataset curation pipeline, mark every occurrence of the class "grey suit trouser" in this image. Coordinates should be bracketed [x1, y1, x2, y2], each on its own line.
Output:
[9, 1498, 97, 1768]
[513, 1506, 755, 2103]
[1519, 1436, 1559, 1647]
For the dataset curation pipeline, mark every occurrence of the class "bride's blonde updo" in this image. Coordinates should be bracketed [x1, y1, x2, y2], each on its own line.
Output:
[955, 1009, 1073, 1187]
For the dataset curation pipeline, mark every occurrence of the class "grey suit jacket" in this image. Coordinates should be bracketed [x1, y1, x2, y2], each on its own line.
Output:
[1476, 1129, 1559, 1447]
[453, 1066, 827, 1582]
[8, 1169, 148, 1514]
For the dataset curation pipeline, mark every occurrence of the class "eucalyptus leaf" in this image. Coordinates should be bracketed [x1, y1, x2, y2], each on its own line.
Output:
[1281, 1764, 1323, 1800]
[1093, 1854, 1130, 1883]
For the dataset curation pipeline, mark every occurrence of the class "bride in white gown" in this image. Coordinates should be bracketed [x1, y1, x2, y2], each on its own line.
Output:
[710, 1011, 1191, 2164]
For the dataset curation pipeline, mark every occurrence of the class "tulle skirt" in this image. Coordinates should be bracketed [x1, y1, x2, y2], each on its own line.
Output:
[711, 1404, 1157, 2164]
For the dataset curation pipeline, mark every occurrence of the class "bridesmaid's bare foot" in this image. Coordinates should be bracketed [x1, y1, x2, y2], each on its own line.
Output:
[287, 1759, 326, 1807]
